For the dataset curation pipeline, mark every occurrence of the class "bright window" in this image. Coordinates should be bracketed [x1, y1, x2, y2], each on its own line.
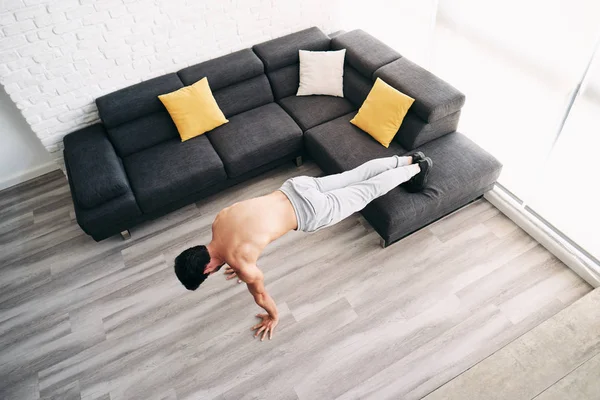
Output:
[430, 0, 600, 260]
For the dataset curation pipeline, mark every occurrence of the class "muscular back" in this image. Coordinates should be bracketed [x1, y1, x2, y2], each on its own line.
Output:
[211, 190, 297, 265]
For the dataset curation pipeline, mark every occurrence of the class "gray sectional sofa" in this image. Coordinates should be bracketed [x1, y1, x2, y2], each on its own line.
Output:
[63, 27, 502, 246]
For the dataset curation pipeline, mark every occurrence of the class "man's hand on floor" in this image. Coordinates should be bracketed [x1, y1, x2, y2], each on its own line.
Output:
[224, 266, 242, 284]
[251, 313, 279, 341]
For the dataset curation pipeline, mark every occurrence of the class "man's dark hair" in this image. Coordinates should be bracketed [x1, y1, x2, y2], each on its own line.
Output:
[174, 245, 211, 291]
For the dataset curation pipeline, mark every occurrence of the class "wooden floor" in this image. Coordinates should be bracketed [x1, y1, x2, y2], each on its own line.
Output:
[0, 161, 592, 400]
[424, 287, 600, 400]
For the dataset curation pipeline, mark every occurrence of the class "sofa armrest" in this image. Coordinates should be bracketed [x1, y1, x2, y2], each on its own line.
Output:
[374, 57, 465, 123]
[63, 123, 130, 209]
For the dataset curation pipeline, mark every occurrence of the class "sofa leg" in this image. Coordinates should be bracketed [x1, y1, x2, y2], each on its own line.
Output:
[120, 230, 131, 240]
[380, 237, 387, 248]
[294, 155, 303, 167]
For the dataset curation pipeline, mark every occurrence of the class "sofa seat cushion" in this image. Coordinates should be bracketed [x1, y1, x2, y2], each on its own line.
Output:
[278, 95, 356, 131]
[206, 103, 303, 178]
[304, 113, 408, 173]
[362, 132, 502, 241]
[307, 120, 502, 242]
[123, 135, 227, 213]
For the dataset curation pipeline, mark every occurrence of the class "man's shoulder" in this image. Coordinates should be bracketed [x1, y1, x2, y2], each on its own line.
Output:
[227, 249, 263, 283]
[226, 243, 258, 268]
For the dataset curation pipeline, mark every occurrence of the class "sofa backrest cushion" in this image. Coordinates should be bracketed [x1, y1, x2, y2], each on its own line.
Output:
[267, 64, 299, 100]
[96, 73, 184, 157]
[177, 49, 273, 118]
[343, 65, 373, 107]
[106, 112, 180, 157]
[397, 110, 461, 150]
[96, 73, 183, 128]
[212, 75, 273, 118]
[374, 57, 466, 123]
[331, 29, 401, 79]
[253, 27, 330, 99]
[253, 27, 330, 72]
[178, 49, 263, 89]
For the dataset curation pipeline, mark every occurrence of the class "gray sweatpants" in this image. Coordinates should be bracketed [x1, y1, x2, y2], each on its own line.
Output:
[279, 156, 420, 232]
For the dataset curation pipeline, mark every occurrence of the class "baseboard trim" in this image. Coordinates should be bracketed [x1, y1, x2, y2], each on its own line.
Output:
[485, 186, 600, 288]
[0, 161, 60, 191]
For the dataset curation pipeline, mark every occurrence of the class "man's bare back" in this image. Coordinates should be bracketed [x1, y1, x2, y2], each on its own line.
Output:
[211, 190, 298, 267]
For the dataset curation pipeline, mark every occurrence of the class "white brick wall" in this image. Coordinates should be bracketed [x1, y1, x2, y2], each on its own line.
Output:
[0, 0, 343, 166]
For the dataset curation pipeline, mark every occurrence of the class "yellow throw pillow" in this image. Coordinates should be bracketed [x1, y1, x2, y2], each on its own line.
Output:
[158, 77, 228, 141]
[350, 77, 415, 148]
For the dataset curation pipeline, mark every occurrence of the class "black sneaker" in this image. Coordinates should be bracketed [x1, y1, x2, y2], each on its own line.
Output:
[404, 157, 433, 192]
[408, 151, 426, 164]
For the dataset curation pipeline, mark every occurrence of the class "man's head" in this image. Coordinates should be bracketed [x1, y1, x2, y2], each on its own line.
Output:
[174, 245, 224, 291]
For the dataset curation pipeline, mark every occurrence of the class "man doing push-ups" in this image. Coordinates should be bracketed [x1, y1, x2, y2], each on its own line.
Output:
[174, 153, 432, 340]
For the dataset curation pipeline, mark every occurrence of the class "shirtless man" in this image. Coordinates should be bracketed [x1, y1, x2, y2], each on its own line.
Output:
[174, 153, 432, 341]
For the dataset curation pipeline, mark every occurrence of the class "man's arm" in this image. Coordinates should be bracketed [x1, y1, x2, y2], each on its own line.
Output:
[235, 263, 279, 340]
[246, 270, 278, 320]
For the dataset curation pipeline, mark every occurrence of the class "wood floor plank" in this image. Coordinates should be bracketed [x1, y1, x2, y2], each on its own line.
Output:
[428, 198, 499, 242]
[0, 212, 34, 237]
[483, 212, 519, 238]
[0, 170, 65, 210]
[0, 161, 592, 400]
[0, 374, 39, 400]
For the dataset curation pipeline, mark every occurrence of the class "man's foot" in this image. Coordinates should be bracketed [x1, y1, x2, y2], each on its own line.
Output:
[404, 157, 433, 192]
[408, 151, 426, 164]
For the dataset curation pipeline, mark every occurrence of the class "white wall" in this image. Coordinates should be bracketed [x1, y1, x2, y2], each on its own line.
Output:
[341, 0, 439, 67]
[0, 0, 345, 168]
[0, 85, 56, 191]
